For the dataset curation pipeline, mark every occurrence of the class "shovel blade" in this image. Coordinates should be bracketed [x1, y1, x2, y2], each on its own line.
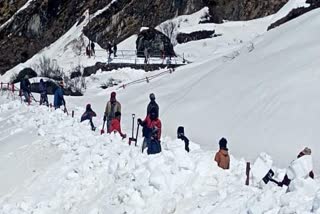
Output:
[262, 169, 275, 184]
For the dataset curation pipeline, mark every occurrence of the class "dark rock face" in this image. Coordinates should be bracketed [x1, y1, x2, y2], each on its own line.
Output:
[136, 28, 175, 57]
[176, 30, 217, 44]
[268, 0, 320, 30]
[0, 0, 28, 26]
[30, 80, 83, 96]
[83, 62, 184, 76]
[0, 0, 290, 75]
[12, 67, 37, 83]
[203, 0, 288, 23]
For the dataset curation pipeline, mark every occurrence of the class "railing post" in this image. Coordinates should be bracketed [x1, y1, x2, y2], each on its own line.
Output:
[72, 110, 74, 118]
[11, 83, 14, 92]
[0, 82, 2, 90]
[7, 83, 9, 90]
[245, 162, 250, 185]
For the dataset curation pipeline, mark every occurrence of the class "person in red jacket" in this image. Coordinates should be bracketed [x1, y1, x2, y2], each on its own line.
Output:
[109, 111, 126, 139]
[138, 107, 162, 154]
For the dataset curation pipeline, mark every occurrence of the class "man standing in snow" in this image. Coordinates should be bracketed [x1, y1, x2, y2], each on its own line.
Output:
[81, 104, 97, 131]
[147, 93, 159, 118]
[107, 41, 113, 59]
[20, 75, 31, 103]
[104, 91, 121, 133]
[138, 107, 162, 154]
[113, 42, 117, 57]
[109, 111, 126, 138]
[54, 81, 66, 110]
[39, 79, 48, 106]
[214, 138, 230, 169]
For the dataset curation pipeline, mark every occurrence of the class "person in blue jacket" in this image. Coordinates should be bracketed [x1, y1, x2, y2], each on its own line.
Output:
[54, 81, 66, 110]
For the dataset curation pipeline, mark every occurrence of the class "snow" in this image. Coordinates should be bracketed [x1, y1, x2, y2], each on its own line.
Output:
[1, 2, 320, 213]
[0, 97, 319, 213]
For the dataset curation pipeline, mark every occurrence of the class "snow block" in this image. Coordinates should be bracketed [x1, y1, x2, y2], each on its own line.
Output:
[251, 153, 273, 182]
[286, 155, 313, 180]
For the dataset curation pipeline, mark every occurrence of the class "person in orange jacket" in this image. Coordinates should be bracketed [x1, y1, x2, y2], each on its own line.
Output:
[214, 137, 230, 170]
[109, 111, 126, 139]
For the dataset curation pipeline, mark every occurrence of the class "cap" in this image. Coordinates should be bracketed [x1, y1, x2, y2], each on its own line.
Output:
[149, 93, 155, 100]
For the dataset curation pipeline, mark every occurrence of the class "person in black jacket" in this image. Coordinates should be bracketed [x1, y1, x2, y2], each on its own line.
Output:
[81, 104, 97, 131]
[147, 93, 159, 118]
[20, 76, 31, 103]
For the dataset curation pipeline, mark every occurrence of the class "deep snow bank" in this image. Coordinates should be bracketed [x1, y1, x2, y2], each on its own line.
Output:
[0, 96, 320, 214]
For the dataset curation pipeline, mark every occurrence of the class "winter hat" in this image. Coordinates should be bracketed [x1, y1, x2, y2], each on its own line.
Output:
[301, 147, 311, 155]
[111, 91, 116, 98]
[149, 93, 155, 100]
[177, 126, 184, 138]
[219, 137, 228, 149]
[40, 78, 44, 83]
[86, 104, 91, 110]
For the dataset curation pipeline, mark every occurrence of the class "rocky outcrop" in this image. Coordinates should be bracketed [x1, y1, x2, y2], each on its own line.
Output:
[30, 80, 83, 96]
[136, 28, 175, 57]
[83, 62, 184, 77]
[176, 30, 218, 44]
[268, 0, 320, 30]
[12, 67, 37, 83]
[0, 0, 28, 26]
[204, 0, 288, 23]
[0, 0, 290, 75]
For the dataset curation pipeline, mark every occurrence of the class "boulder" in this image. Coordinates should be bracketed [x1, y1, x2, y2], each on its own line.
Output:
[12, 67, 37, 83]
[136, 28, 175, 58]
[30, 80, 82, 96]
[176, 30, 218, 44]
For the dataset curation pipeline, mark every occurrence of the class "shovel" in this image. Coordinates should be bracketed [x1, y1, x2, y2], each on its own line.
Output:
[262, 169, 280, 185]
[101, 119, 106, 135]
[128, 114, 135, 145]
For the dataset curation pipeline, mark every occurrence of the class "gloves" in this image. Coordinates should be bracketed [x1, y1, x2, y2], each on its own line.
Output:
[103, 115, 106, 121]
[137, 118, 142, 125]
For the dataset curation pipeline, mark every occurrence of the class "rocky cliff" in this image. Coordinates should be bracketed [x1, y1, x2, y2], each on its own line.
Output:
[0, 0, 289, 75]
